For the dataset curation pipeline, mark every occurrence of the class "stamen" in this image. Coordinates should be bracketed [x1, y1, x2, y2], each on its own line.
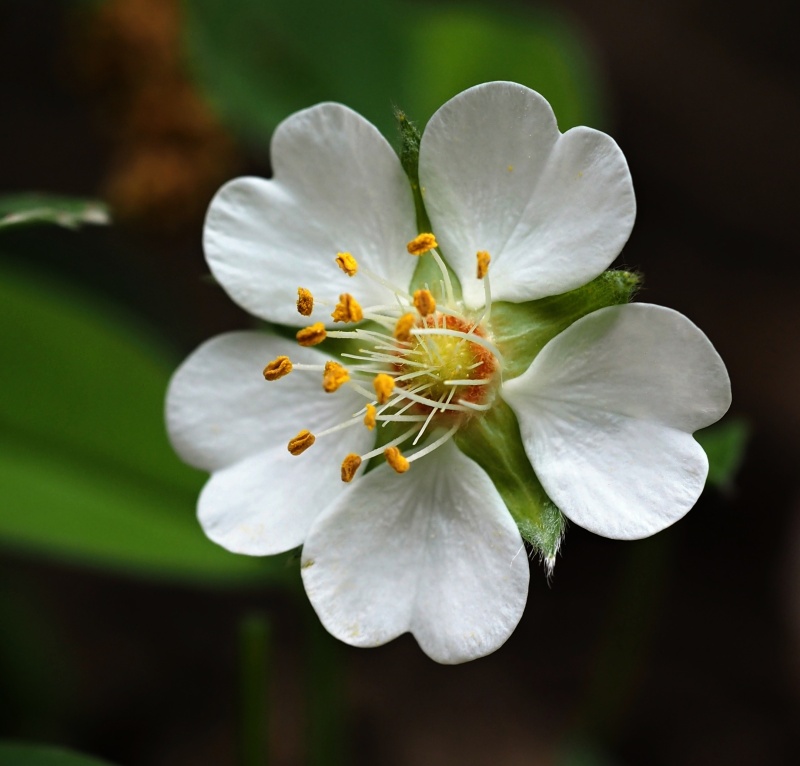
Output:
[331, 293, 363, 323]
[287, 429, 315, 455]
[322, 361, 350, 393]
[429, 249, 455, 305]
[384, 446, 410, 474]
[341, 454, 362, 482]
[406, 424, 460, 463]
[297, 287, 314, 316]
[263, 355, 292, 381]
[373, 373, 395, 404]
[364, 403, 377, 430]
[406, 232, 438, 256]
[393, 313, 417, 343]
[476, 251, 491, 280]
[335, 252, 358, 276]
[296, 322, 327, 347]
[413, 289, 436, 317]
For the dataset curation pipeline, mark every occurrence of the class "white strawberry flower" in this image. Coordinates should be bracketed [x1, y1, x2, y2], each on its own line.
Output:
[166, 82, 730, 663]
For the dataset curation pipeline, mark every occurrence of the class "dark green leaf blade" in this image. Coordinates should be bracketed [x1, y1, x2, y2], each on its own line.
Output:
[695, 417, 748, 489]
[0, 262, 290, 585]
[0, 743, 115, 766]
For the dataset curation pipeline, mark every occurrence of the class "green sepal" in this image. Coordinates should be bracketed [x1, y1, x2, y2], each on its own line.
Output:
[455, 398, 565, 571]
[492, 270, 640, 380]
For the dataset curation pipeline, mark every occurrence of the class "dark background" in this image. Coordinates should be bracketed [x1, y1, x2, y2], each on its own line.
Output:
[1, 0, 798, 764]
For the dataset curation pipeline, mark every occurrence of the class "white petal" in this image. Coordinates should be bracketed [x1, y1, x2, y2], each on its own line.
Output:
[419, 82, 636, 308]
[166, 331, 370, 471]
[301, 439, 529, 664]
[502, 304, 731, 540]
[166, 331, 375, 554]
[204, 104, 418, 325]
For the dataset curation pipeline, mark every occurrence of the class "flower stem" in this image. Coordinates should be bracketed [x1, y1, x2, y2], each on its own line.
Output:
[238, 611, 271, 766]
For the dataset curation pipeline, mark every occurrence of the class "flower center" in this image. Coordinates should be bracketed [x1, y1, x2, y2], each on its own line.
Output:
[263, 234, 502, 481]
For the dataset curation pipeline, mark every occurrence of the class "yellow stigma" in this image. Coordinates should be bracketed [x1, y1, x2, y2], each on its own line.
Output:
[363, 403, 376, 430]
[341, 453, 362, 482]
[373, 373, 394, 404]
[406, 232, 438, 256]
[263, 355, 293, 381]
[335, 252, 358, 277]
[331, 293, 363, 323]
[413, 289, 436, 317]
[323, 361, 350, 393]
[476, 251, 491, 280]
[296, 287, 314, 316]
[384, 446, 410, 474]
[393, 312, 417, 343]
[296, 322, 327, 347]
[287, 429, 315, 455]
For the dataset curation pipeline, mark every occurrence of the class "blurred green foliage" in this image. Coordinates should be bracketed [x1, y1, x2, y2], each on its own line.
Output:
[696, 417, 748, 490]
[182, 0, 605, 147]
[0, 260, 293, 586]
[0, 744, 115, 766]
[0, 195, 109, 233]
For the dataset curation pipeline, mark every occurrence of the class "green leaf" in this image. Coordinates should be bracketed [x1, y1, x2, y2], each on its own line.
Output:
[0, 195, 109, 232]
[0, 744, 115, 766]
[403, 4, 607, 131]
[455, 398, 564, 568]
[0, 261, 292, 586]
[695, 417, 748, 489]
[492, 270, 640, 380]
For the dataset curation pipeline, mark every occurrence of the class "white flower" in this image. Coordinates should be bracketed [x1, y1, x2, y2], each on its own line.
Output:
[166, 82, 731, 663]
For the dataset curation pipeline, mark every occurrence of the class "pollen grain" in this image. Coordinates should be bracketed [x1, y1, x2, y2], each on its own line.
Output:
[323, 361, 350, 393]
[335, 252, 358, 276]
[476, 251, 491, 280]
[406, 232, 438, 256]
[341, 453, 362, 482]
[287, 429, 315, 455]
[263, 355, 293, 381]
[373, 373, 395, 404]
[413, 289, 436, 317]
[296, 287, 314, 316]
[296, 322, 327, 347]
[331, 293, 363, 323]
[384, 446, 410, 474]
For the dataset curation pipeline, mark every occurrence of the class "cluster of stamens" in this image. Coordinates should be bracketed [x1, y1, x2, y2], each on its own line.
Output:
[263, 233, 502, 482]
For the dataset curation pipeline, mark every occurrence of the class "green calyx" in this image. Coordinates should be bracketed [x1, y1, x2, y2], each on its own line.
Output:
[455, 398, 565, 571]
[458, 270, 640, 569]
[492, 269, 641, 380]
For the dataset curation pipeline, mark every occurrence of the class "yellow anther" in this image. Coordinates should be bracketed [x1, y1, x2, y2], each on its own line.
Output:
[406, 232, 438, 256]
[296, 322, 327, 347]
[364, 403, 376, 430]
[330, 293, 363, 323]
[323, 361, 350, 393]
[335, 252, 358, 277]
[287, 429, 315, 456]
[393, 312, 417, 343]
[476, 250, 491, 280]
[341, 453, 362, 482]
[263, 355, 293, 381]
[373, 373, 395, 404]
[297, 287, 314, 316]
[413, 289, 436, 317]
[384, 446, 410, 474]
